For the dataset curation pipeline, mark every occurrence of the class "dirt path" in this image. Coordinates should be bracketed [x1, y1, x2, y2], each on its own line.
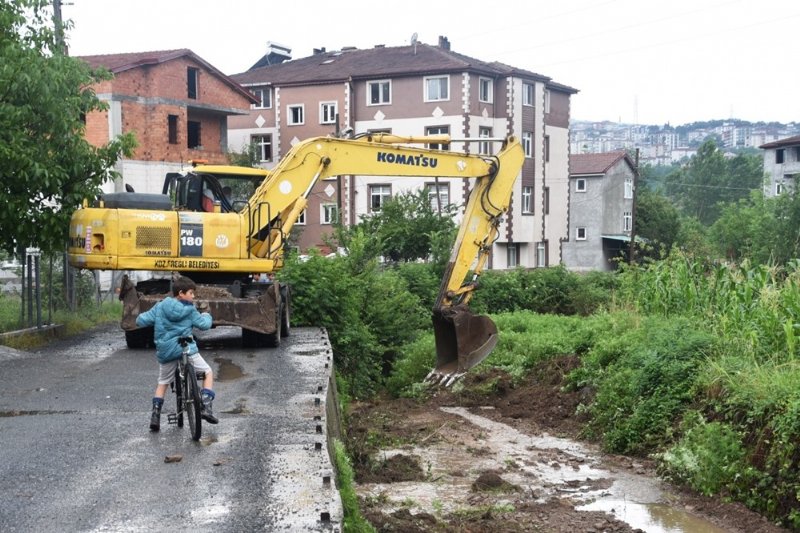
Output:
[347, 357, 787, 532]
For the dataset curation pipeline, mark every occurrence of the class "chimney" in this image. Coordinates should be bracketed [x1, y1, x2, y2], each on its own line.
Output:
[265, 41, 292, 64]
[438, 35, 450, 50]
[313, 47, 327, 55]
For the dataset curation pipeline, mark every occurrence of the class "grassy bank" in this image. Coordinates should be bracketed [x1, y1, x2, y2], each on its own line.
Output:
[381, 255, 800, 530]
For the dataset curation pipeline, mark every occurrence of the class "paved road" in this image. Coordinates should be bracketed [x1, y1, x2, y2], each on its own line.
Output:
[0, 324, 342, 532]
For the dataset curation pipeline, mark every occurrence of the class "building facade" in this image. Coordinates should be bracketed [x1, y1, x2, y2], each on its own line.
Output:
[79, 49, 256, 194]
[760, 135, 800, 197]
[229, 38, 577, 267]
[561, 151, 636, 272]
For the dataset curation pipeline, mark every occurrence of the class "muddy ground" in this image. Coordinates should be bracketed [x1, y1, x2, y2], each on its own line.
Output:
[346, 356, 787, 532]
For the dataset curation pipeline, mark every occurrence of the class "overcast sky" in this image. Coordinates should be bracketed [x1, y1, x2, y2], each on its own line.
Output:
[63, 0, 800, 126]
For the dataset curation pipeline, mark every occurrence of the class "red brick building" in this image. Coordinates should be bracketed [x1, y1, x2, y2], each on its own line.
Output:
[79, 49, 256, 194]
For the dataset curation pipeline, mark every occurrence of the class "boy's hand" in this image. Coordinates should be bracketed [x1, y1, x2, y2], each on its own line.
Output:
[196, 301, 209, 313]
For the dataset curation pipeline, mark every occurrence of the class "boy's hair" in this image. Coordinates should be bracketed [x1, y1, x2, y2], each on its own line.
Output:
[172, 276, 197, 296]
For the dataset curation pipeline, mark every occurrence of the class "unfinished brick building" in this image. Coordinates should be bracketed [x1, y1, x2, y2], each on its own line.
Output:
[79, 49, 255, 194]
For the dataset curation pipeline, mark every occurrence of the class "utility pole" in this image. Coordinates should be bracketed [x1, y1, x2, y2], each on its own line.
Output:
[628, 148, 640, 265]
[52, 0, 67, 55]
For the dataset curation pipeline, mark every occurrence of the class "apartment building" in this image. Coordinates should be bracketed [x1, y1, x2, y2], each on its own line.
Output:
[561, 151, 636, 271]
[229, 38, 577, 268]
[79, 49, 256, 194]
[760, 135, 800, 197]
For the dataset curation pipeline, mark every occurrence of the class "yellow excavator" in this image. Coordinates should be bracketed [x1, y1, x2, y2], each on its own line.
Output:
[67, 134, 524, 384]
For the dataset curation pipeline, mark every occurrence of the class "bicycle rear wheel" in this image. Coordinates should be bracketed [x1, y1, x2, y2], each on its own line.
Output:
[174, 376, 184, 427]
[185, 362, 202, 441]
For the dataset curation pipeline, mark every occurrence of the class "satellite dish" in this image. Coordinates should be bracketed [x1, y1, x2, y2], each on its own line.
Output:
[410, 32, 418, 44]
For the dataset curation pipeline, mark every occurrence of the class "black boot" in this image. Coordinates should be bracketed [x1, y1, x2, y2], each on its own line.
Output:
[201, 393, 218, 424]
[150, 403, 162, 432]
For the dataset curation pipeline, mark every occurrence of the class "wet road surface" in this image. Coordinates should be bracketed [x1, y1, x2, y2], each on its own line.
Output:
[0, 324, 342, 532]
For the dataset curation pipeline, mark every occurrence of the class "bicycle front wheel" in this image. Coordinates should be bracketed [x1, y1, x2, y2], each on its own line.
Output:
[185, 362, 202, 441]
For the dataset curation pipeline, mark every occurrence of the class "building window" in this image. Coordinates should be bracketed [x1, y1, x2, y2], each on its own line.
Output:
[544, 186, 550, 215]
[776, 149, 785, 164]
[576, 227, 587, 240]
[252, 134, 272, 162]
[168, 115, 178, 145]
[479, 126, 493, 155]
[295, 209, 306, 225]
[576, 178, 586, 192]
[507, 243, 519, 268]
[321, 203, 338, 225]
[523, 83, 534, 106]
[544, 89, 551, 113]
[795, 147, 800, 161]
[544, 135, 550, 162]
[536, 241, 546, 267]
[367, 80, 391, 105]
[522, 186, 533, 214]
[187, 67, 199, 99]
[251, 87, 271, 109]
[369, 184, 391, 212]
[187, 121, 201, 149]
[426, 125, 450, 150]
[479, 77, 493, 103]
[424, 75, 449, 102]
[623, 211, 632, 232]
[287, 105, 304, 125]
[624, 176, 633, 199]
[522, 132, 533, 158]
[426, 183, 449, 211]
[320, 101, 337, 124]
[777, 182, 786, 195]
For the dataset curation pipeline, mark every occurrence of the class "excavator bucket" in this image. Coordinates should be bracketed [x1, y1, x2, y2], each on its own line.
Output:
[427, 304, 498, 386]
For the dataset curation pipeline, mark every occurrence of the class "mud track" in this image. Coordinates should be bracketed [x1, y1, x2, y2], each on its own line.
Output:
[347, 356, 786, 532]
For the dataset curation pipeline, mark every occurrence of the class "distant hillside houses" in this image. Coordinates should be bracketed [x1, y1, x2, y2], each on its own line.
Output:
[571, 120, 800, 166]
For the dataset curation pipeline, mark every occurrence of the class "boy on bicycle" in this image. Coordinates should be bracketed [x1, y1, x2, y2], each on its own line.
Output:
[136, 275, 219, 431]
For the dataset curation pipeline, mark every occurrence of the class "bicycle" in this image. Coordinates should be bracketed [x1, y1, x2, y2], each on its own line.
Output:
[166, 336, 203, 441]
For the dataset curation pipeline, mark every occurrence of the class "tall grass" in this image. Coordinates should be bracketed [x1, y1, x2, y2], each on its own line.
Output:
[619, 253, 800, 362]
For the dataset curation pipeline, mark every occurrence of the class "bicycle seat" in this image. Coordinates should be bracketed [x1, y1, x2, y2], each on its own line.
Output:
[178, 336, 193, 347]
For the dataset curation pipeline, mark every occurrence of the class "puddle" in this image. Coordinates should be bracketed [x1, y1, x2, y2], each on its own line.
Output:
[579, 500, 728, 533]
[214, 358, 245, 381]
[441, 407, 726, 533]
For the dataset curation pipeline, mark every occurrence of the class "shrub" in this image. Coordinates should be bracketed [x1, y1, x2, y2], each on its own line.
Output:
[656, 411, 747, 496]
[572, 316, 715, 455]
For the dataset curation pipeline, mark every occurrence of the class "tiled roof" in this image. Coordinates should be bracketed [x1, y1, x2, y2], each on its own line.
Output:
[570, 151, 632, 176]
[759, 135, 800, 149]
[77, 49, 256, 103]
[232, 43, 577, 93]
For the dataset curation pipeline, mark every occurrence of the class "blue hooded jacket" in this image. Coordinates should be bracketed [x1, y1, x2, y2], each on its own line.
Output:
[135, 297, 212, 363]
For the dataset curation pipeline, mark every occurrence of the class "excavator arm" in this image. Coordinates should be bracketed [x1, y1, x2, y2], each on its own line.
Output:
[243, 134, 524, 383]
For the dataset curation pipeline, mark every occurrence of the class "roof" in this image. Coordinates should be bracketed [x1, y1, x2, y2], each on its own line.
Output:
[78, 49, 257, 103]
[759, 134, 800, 149]
[570, 151, 635, 176]
[231, 43, 577, 93]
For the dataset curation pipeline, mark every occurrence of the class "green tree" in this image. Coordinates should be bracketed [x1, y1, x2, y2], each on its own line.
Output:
[0, 0, 135, 254]
[359, 190, 458, 264]
[665, 140, 727, 225]
[634, 189, 682, 258]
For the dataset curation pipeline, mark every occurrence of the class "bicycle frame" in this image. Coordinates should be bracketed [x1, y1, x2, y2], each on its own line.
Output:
[167, 336, 203, 440]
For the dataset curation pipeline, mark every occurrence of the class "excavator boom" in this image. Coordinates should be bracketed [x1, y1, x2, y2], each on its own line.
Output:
[67, 134, 524, 382]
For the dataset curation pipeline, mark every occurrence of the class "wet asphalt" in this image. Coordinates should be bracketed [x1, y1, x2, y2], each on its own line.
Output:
[0, 324, 342, 532]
